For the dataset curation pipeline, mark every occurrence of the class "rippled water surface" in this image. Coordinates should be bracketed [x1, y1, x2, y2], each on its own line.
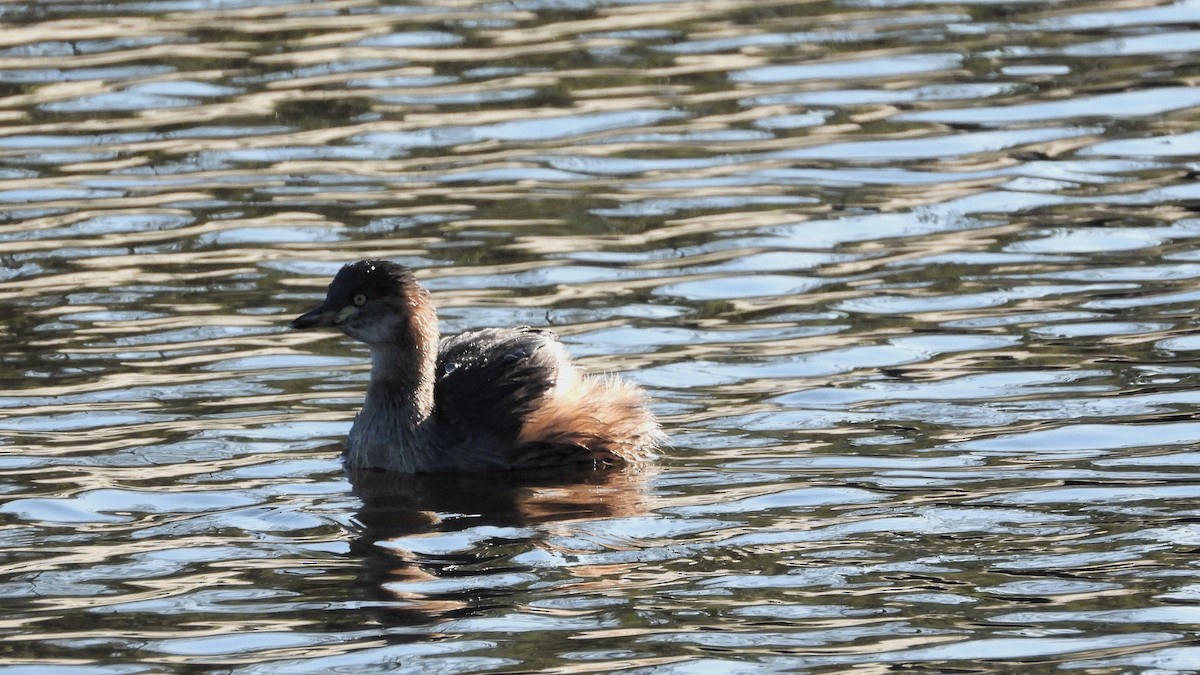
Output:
[5, 0, 1200, 671]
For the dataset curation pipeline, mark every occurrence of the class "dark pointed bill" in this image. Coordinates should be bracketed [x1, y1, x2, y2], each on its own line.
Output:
[290, 304, 338, 329]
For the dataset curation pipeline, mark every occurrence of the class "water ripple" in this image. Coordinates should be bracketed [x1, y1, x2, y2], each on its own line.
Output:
[3, 0, 1200, 671]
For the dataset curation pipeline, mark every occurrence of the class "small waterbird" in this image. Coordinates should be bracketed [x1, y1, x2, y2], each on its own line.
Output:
[291, 260, 664, 473]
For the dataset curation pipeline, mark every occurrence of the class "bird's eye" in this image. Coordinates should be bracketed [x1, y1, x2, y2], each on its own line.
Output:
[353, 294, 367, 306]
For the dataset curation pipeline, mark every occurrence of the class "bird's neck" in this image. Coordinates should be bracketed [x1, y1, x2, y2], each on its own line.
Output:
[364, 288, 440, 425]
[366, 339, 436, 425]
[345, 288, 443, 472]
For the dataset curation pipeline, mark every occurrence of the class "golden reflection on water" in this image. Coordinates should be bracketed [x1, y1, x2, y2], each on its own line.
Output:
[4, 0, 1200, 670]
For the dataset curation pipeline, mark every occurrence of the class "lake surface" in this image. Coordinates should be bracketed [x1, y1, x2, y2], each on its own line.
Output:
[3, 0, 1200, 671]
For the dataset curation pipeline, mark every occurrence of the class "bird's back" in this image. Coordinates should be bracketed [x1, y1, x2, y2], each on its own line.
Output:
[434, 327, 661, 470]
[435, 326, 562, 445]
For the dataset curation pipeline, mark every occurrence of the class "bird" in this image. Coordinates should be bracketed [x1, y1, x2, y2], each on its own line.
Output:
[290, 260, 664, 473]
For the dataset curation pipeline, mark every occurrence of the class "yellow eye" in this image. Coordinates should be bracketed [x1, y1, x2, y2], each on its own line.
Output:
[353, 294, 367, 306]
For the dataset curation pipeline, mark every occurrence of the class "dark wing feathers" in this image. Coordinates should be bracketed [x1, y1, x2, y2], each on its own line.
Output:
[434, 327, 563, 444]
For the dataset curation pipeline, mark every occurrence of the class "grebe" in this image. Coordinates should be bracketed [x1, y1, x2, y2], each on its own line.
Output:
[290, 260, 664, 473]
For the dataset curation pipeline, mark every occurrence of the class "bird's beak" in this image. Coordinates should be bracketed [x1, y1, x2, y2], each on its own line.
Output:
[290, 303, 339, 329]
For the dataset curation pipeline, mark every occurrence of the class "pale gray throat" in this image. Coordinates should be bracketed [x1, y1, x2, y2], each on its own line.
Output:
[365, 340, 436, 424]
[343, 344, 438, 471]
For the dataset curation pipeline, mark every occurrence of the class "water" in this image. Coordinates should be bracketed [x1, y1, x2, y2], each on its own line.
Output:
[3, 0, 1200, 671]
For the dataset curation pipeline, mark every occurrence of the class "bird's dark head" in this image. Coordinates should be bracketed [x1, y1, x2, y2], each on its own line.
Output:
[290, 260, 434, 346]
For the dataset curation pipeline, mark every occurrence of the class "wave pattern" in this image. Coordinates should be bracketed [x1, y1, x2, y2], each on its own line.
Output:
[3, 0, 1200, 670]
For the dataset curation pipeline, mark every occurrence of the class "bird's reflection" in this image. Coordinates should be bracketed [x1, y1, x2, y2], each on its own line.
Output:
[344, 465, 655, 629]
